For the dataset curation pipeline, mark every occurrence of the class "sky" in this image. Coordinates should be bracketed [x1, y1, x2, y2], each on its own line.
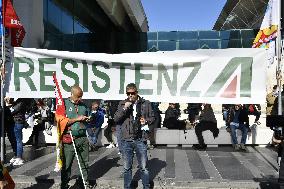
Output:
[141, 0, 227, 31]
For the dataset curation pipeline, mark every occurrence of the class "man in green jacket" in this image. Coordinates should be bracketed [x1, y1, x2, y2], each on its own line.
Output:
[61, 85, 94, 189]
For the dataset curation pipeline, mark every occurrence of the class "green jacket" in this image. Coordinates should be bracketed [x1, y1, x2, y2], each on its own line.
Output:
[64, 99, 89, 137]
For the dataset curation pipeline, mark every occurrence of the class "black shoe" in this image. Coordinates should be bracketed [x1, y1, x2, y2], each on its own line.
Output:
[213, 128, 219, 139]
[193, 144, 207, 150]
[25, 140, 33, 146]
[226, 127, 231, 133]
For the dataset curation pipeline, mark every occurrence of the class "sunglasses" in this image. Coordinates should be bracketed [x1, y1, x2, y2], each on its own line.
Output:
[126, 91, 137, 96]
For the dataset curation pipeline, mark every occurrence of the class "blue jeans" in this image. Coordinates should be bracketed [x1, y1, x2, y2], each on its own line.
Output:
[13, 123, 24, 158]
[122, 139, 149, 189]
[86, 127, 102, 145]
[116, 125, 122, 153]
[230, 122, 248, 144]
[223, 110, 228, 121]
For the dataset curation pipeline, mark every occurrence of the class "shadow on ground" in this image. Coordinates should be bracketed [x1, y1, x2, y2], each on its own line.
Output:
[131, 157, 166, 189]
[21, 174, 55, 189]
[254, 176, 281, 189]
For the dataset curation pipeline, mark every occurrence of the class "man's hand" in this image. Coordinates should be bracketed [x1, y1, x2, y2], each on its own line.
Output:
[0, 180, 8, 189]
[273, 136, 282, 144]
[140, 117, 146, 125]
[77, 115, 88, 122]
[124, 102, 132, 110]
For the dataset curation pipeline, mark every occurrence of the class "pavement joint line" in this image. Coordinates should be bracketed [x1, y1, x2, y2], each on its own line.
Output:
[174, 148, 193, 180]
[250, 146, 279, 173]
[197, 150, 222, 180]
[232, 151, 263, 179]
[7, 146, 281, 188]
[253, 146, 279, 170]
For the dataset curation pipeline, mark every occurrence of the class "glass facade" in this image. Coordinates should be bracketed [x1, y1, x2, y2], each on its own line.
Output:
[42, 1, 274, 53]
[146, 30, 259, 51]
[42, 0, 147, 53]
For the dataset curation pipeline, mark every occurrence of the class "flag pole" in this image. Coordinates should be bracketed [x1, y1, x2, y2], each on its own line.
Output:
[70, 133, 87, 189]
[277, 0, 282, 115]
[0, 0, 5, 162]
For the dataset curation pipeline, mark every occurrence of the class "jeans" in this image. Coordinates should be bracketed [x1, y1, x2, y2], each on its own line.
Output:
[86, 126, 102, 145]
[222, 110, 228, 121]
[116, 125, 122, 153]
[13, 123, 24, 158]
[122, 139, 149, 189]
[230, 122, 248, 144]
[104, 119, 114, 142]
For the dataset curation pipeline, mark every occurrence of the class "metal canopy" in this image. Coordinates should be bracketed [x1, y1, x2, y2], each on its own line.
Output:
[213, 0, 269, 30]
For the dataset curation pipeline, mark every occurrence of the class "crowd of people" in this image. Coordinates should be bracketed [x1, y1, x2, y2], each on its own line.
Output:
[2, 83, 284, 188]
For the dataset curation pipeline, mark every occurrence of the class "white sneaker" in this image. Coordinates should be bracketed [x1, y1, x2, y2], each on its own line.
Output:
[13, 158, 24, 166]
[9, 157, 16, 164]
[106, 143, 115, 149]
[233, 144, 240, 151]
[240, 144, 248, 151]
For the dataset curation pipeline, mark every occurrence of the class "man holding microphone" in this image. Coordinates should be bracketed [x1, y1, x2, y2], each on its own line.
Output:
[114, 83, 155, 189]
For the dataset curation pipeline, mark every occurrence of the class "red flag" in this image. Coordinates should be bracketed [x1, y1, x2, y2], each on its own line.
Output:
[52, 72, 66, 172]
[52, 72, 66, 117]
[3, 0, 25, 46]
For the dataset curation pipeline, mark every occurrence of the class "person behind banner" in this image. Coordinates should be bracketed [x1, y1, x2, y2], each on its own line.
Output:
[104, 100, 120, 149]
[227, 104, 249, 151]
[272, 84, 284, 115]
[245, 104, 261, 125]
[266, 85, 278, 115]
[26, 98, 51, 148]
[163, 103, 185, 130]
[60, 85, 95, 189]
[114, 83, 155, 189]
[86, 100, 105, 150]
[7, 98, 29, 166]
[193, 104, 219, 150]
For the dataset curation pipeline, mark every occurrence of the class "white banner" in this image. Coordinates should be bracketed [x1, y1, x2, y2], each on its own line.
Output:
[4, 48, 267, 104]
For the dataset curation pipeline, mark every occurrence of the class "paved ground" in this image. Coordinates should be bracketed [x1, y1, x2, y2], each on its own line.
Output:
[3, 141, 283, 189]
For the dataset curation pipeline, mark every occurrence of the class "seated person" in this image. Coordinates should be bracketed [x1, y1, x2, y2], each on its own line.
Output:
[193, 104, 219, 150]
[222, 104, 232, 123]
[185, 103, 202, 124]
[163, 103, 185, 130]
[227, 104, 249, 151]
[245, 104, 261, 125]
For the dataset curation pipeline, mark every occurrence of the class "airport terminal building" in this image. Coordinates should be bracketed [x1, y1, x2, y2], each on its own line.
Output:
[15, 0, 284, 54]
[14, 0, 281, 53]
[14, 0, 148, 53]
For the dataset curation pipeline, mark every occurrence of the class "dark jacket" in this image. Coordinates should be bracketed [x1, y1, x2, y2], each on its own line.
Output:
[114, 96, 155, 140]
[88, 108, 105, 129]
[227, 106, 249, 126]
[163, 107, 181, 129]
[11, 99, 28, 124]
[105, 100, 119, 119]
[199, 107, 217, 123]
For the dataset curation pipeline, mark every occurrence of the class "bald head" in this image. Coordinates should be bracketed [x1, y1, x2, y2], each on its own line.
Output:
[70, 85, 83, 104]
